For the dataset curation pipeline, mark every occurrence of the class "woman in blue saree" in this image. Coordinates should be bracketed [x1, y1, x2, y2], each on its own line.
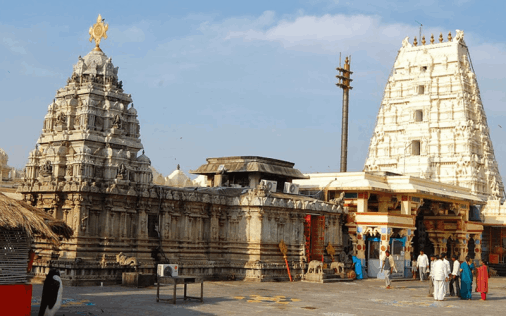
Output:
[460, 256, 475, 300]
[352, 255, 363, 280]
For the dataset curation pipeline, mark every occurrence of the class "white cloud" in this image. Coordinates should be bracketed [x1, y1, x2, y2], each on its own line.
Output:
[2, 37, 27, 55]
[224, 13, 425, 56]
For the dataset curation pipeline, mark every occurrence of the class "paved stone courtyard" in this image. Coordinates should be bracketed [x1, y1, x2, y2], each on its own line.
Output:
[31, 278, 506, 316]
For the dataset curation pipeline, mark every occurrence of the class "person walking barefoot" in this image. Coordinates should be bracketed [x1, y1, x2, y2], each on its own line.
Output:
[417, 250, 429, 282]
[449, 255, 461, 297]
[427, 254, 436, 297]
[432, 254, 449, 301]
[381, 251, 397, 289]
[476, 260, 489, 300]
[460, 256, 475, 300]
[411, 255, 418, 280]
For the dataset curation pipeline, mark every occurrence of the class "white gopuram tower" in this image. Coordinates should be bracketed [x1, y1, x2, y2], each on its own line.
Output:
[364, 30, 504, 201]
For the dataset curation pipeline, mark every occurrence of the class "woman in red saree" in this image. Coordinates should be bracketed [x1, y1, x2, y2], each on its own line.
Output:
[476, 260, 489, 300]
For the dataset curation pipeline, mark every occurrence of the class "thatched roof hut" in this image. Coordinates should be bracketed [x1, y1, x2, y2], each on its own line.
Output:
[0, 193, 73, 245]
[0, 192, 73, 284]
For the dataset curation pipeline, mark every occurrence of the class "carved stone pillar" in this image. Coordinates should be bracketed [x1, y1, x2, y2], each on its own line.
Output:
[171, 215, 179, 240]
[103, 208, 111, 238]
[380, 227, 393, 258]
[110, 211, 117, 238]
[473, 234, 482, 260]
[245, 211, 252, 242]
[187, 217, 194, 242]
[163, 211, 171, 240]
[210, 208, 220, 242]
[138, 210, 147, 240]
[80, 206, 89, 237]
[454, 233, 468, 261]
[71, 207, 81, 238]
[348, 233, 358, 258]
[356, 233, 366, 260]
[120, 212, 126, 239]
[197, 217, 203, 241]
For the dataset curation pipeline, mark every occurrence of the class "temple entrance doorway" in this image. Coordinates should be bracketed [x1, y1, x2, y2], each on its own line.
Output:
[413, 211, 434, 255]
[303, 214, 325, 262]
[366, 236, 381, 278]
[389, 233, 405, 278]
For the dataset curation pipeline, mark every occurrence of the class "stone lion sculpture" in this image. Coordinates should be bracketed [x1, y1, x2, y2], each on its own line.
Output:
[116, 252, 139, 268]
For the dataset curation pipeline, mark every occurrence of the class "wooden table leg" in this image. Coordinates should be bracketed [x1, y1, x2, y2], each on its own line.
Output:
[173, 283, 177, 304]
[156, 282, 159, 302]
[184, 283, 187, 300]
[200, 281, 204, 302]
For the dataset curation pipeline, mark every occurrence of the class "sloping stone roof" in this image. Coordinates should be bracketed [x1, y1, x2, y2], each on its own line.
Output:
[190, 156, 309, 179]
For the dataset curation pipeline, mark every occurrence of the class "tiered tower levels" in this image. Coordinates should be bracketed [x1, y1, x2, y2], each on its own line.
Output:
[22, 49, 152, 194]
[364, 30, 503, 200]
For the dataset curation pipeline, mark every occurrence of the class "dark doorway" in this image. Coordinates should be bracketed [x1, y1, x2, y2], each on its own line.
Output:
[303, 215, 325, 262]
[446, 237, 454, 258]
[468, 238, 475, 259]
[414, 212, 434, 255]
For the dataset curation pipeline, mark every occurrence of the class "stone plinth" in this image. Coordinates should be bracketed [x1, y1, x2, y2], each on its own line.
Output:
[122, 273, 155, 288]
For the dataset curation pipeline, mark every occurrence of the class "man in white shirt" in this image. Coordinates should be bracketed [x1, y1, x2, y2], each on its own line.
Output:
[417, 250, 429, 281]
[442, 253, 451, 294]
[432, 254, 449, 301]
[449, 254, 461, 297]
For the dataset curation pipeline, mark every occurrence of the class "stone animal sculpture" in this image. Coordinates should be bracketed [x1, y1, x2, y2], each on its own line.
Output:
[38, 269, 63, 316]
[347, 269, 357, 280]
[116, 252, 139, 268]
[330, 262, 346, 277]
[307, 260, 323, 274]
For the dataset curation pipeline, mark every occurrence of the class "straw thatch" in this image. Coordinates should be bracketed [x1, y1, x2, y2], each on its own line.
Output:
[0, 192, 73, 246]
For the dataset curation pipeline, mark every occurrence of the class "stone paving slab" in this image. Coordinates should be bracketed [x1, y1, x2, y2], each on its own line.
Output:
[30, 277, 506, 315]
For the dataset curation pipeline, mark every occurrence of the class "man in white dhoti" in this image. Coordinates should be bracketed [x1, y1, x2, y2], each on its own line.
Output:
[442, 253, 451, 294]
[432, 254, 449, 301]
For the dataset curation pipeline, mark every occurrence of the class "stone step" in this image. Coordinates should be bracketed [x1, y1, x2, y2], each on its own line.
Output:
[489, 264, 506, 276]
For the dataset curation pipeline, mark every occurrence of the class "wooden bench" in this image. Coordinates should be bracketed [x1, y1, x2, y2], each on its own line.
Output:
[156, 276, 204, 304]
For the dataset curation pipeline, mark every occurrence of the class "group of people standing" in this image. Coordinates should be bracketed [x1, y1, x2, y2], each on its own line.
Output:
[413, 250, 489, 301]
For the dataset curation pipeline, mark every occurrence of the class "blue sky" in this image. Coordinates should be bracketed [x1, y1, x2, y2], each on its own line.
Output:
[2, 0, 506, 179]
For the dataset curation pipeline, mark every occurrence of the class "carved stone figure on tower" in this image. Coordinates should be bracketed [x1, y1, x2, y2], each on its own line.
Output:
[112, 114, 122, 129]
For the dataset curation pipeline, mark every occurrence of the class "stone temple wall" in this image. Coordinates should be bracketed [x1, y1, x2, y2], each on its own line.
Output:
[21, 184, 344, 285]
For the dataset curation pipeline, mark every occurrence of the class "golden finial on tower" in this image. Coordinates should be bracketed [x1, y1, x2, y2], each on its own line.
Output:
[430, 34, 434, 44]
[448, 31, 452, 42]
[422, 36, 426, 45]
[89, 14, 109, 52]
[413, 37, 418, 46]
[439, 33, 443, 43]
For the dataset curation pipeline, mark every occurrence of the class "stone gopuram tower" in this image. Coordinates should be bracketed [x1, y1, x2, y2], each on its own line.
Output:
[19, 15, 154, 277]
[364, 30, 504, 200]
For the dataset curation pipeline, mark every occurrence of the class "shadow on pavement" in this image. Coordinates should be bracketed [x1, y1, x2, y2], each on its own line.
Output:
[31, 284, 230, 316]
